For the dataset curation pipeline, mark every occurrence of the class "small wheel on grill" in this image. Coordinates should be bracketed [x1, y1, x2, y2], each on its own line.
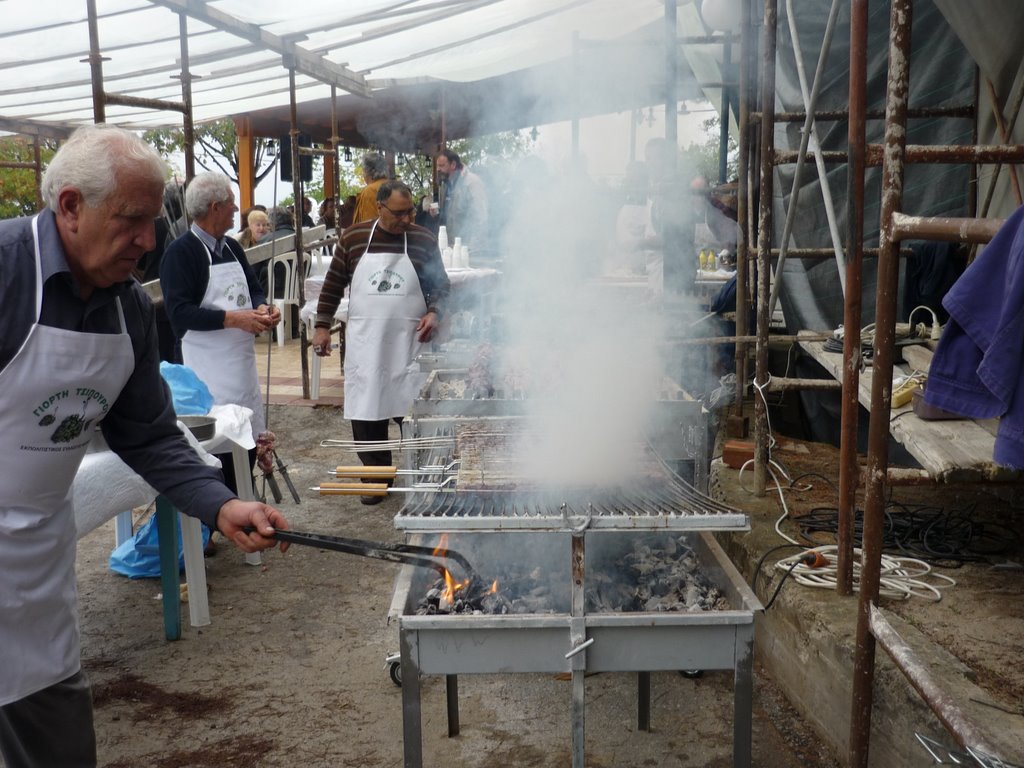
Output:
[679, 669, 704, 679]
[388, 660, 402, 687]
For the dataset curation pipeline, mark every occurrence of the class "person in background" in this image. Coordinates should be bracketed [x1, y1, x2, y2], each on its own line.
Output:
[135, 181, 188, 362]
[415, 195, 441, 236]
[318, 197, 336, 230]
[300, 196, 315, 229]
[637, 137, 700, 296]
[353, 152, 390, 224]
[435, 148, 488, 261]
[159, 172, 281, 495]
[0, 125, 289, 768]
[259, 205, 295, 245]
[614, 160, 654, 277]
[237, 208, 270, 249]
[255, 206, 296, 307]
[337, 194, 358, 230]
[312, 181, 450, 504]
[234, 204, 267, 244]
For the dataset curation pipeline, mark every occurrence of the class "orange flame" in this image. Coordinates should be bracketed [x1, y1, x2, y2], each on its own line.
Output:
[441, 567, 467, 606]
[432, 533, 449, 558]
[433, 534, 499, 609]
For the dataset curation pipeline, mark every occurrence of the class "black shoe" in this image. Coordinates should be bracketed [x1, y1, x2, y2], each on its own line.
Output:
[361, 494, 385, 505]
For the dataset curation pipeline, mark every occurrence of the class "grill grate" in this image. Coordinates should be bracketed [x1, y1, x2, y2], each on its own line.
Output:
[395, 418, 748, 532]
[396, 478, 748, 532]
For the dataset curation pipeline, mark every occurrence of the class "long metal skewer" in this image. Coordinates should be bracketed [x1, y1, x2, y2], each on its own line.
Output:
[311, 476, 457, 496]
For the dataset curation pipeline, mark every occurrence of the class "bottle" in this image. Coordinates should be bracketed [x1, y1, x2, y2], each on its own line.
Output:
[707, 250, 716, 270]
[699, 249, 708, 271]
[441, 247, 453, 269]
[460, 246, 470, 268]
[437, 226, 448, 251]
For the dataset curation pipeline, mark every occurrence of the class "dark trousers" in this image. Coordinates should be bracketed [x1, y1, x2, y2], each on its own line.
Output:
[0, 671, 96, 768]
[351, 417, 403, 470]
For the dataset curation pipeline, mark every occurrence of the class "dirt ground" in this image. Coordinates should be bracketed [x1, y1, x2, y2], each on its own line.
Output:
[68, 404, 843, 768]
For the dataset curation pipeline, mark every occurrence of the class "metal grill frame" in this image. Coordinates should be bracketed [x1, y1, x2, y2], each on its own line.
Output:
[388, 530, 763, 768]
[396, 415, 745, 533]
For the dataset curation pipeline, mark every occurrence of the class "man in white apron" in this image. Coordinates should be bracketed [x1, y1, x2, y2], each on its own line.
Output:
[312, 181, 451, 504]
[160, 173, 281, 495]
[0, 126, 290, 768]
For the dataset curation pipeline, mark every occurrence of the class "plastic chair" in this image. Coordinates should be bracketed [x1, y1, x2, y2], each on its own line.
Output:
[267, 251, 301, 347]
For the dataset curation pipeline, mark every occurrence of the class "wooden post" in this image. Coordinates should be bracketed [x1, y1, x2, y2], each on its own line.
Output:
[236, 117, 256, 213]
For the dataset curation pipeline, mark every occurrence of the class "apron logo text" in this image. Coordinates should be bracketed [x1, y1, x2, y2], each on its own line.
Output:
[32, 389, 70, 419]
[370, 268, 406, 294]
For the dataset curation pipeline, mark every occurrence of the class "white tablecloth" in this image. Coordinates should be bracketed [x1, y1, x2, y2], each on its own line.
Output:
[73, 405, 253, 538]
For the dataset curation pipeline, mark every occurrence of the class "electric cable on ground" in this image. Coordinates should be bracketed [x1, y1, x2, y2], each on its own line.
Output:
[738, 373, 956, 604]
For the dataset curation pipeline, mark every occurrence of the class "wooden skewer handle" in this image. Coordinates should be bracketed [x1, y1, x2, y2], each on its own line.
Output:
[319, 482, 390, 496]
[333, 465, 398, 478]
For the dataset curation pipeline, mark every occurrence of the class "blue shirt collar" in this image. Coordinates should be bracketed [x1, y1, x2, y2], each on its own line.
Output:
[190, 222, 222, 257]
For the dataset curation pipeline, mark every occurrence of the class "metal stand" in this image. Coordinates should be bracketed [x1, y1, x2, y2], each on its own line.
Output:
[395, 533, 758, 768]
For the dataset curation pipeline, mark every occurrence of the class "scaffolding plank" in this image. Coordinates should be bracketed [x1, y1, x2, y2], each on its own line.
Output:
[798, 332, 1021, 483]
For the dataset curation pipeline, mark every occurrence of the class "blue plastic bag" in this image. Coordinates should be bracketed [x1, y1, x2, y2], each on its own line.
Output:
[159, 362, 214, 415]
[109, 514, 211, 579]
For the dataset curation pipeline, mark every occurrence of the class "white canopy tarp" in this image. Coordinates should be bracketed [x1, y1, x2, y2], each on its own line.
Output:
[0, 0, 710, 132]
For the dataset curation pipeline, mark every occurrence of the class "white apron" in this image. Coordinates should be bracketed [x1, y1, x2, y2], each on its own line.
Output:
[181, 234, 265, 437]
[0, 215, 135, 705]
[344, 220, 428, 420]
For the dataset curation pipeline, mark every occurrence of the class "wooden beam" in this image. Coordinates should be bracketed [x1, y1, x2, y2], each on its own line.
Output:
[323, 140, 336, 202]
[149, 0, 371, 98]
[235, 117, 255, 212]
[0, 117, 72, 140]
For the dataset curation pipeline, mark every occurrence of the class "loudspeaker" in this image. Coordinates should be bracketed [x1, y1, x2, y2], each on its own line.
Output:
[279, 133, 313, 182]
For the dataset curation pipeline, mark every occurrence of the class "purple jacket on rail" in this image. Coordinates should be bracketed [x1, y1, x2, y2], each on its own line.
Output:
[924, 203, 1024, 468]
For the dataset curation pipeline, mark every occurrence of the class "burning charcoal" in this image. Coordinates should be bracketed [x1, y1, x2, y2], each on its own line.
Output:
[683, 582, 702, 608]
[480, 592, 510, 614]
[645, 596, 683, 612]
[649, 578, 672, 597]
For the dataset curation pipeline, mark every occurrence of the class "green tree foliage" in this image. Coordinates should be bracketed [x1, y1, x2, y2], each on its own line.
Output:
[143, 118, 277, 187]
[0, 136, 58, 219]
[680, 114, 738, 183]
[325, 130, 536, 207]
[451, 130, 537, 167]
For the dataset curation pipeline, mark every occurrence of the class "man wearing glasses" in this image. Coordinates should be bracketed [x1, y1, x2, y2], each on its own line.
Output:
[312, 181, 450, 503]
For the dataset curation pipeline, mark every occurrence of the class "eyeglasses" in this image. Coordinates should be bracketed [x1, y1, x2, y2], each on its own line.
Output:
[380, 204, 416, 219]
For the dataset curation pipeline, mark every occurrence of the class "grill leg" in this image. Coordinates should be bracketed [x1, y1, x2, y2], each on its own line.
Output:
[637, 671, 651, 731]
[572, 668, 585, 768]
[734, 627, 754, 768]
[445, 675, 460, 737]
[400, 629, 423, 768]
[570, 534, 587, 768]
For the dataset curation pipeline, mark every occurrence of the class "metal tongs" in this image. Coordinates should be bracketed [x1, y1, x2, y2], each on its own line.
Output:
[254, 527, 480, 584]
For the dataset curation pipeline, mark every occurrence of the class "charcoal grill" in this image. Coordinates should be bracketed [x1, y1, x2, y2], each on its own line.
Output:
[385, 415, 759, 768]
[413, 368, 530, 417]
